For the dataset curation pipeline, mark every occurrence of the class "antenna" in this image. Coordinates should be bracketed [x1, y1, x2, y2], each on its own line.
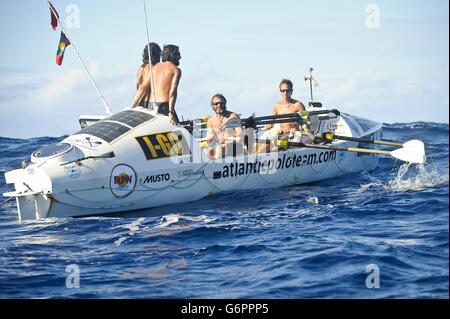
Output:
[308, 67, 313, 102]
[142, 0, 157, 106]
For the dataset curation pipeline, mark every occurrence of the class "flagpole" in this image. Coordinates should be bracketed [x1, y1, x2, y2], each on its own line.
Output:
[46, 0, 112, 116]
[308, 67, 314, 102]
[142, 0, 157, 104]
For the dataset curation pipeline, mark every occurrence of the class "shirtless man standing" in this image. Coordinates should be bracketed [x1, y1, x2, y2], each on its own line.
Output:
[131, 44, 181, 125]
[136, 43, 161, 107]
[204, 94, 244, 159]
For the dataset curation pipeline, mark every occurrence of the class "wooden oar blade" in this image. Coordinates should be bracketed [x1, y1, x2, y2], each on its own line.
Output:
[391, 140, 426, 164]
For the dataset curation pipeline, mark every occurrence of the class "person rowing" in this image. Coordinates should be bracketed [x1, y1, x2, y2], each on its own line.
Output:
[257, 79, 311, 153]
[203, 94, 244, 159]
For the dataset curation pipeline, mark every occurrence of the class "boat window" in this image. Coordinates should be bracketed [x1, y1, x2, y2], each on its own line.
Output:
[32, 143, 72, 158]
[74, 110, 155, 143]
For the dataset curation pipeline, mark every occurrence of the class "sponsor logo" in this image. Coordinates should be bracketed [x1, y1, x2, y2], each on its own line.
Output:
[64, 163, 81, 178]
[213, 150, 337, 179]
[67, 135, 103, 149]
[109, 164, 136, 198]
[177, 169, 204, 178]
[27, 168, 35, 175]
[326, 121, 338, 131]
[142, 173, 171, 184]
[178, 155, 193, 164]
[135, 131, 191, 161]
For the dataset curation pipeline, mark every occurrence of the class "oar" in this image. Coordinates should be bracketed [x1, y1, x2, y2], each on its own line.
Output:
[321, 133, 404, 147]
[321, 133, 426, 161]
[289, 141, 425, 164]
[257, 139, 426, 164]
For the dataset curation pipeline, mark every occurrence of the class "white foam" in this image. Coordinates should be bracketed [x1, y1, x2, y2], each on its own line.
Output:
[114, 237, 127, 247]
[386, 163, 449, 191]
[114, 217, 145, 247]
[356, 182, 384, 193]
[384, 238, 418, 246]
[123, 217, 146, 232]
[156, 214, 180, 229]
[307, 196, 319, 204]
[154, 214, 217, 229]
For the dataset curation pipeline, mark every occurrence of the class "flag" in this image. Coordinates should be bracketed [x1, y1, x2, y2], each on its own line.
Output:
[56, 31, 71, 65]
[304, 75, 320, 89]
[48, 1, 59, 30]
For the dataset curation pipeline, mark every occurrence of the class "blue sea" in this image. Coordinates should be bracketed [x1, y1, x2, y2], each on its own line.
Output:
[0, 122, 448, 299]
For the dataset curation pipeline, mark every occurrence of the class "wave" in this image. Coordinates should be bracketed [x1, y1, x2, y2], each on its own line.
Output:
[383, 122, 449, 132]
[0, 136, 68, 142]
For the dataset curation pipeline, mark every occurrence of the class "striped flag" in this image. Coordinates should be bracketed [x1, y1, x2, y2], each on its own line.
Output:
[56, 31, 71, 65]
[48, 1, 59, 30]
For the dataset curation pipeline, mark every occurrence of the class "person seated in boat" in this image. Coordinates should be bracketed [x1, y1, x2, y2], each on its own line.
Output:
[203, 94, 244, 159]
[130, 44, 182, 125]
[257, 79, 313, 153]
[136, 43, 161, 108]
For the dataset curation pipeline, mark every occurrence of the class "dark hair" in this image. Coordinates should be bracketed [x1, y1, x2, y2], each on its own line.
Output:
[142, 42, 161, 66]
[210, 93, 227, 108]
[279, 79, 293, 90]
[161, 44, 180, 63]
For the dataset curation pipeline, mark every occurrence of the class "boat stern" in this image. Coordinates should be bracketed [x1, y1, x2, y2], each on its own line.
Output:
[3, 166, 53, 221]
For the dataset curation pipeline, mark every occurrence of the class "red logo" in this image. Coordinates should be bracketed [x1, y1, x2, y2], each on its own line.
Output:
[109, 164, 137, 198]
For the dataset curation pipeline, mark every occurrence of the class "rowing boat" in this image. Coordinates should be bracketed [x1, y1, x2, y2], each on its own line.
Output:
[4, 103, 426, 221]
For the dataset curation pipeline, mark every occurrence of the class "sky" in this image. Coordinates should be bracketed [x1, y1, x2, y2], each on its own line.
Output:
[0, 0, 448, 138]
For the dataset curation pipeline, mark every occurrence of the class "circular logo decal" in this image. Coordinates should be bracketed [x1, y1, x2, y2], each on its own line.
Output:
[64, 163, 81, 178]
[326, 121, 338, 131]
[109, 164, 137, 198]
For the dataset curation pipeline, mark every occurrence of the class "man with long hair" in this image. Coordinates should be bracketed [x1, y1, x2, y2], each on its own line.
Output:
[130, 44, 182, 125]
[204, 94, 244, 159]
[136, 43, 161, 107]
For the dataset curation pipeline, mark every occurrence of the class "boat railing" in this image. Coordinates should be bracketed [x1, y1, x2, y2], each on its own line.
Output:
[180, 109, 341, 134]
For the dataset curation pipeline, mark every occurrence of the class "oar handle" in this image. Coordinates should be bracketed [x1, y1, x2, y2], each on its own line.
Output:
[302, 109, 340, 117]
[250, 113, 301, 121]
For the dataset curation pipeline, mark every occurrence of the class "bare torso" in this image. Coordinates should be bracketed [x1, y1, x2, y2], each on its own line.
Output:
[273, 99, 305, 133]
[136, 66, 150, 104]
[206, 111, 243, 143]
[147, 61, 181, 102]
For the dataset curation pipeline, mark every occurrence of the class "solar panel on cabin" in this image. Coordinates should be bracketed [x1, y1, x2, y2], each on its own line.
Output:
[76, 121, 131, 143]
[107, 110, 154, 127]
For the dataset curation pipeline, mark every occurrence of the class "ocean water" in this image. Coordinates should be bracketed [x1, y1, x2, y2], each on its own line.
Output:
[0, 122, 448, 299]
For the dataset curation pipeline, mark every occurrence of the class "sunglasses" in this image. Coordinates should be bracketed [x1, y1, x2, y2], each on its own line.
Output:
[280, 89, 292, 93]
[213, 101, 226, 106]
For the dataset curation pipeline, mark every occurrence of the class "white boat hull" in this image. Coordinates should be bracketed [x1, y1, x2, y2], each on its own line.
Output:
[4, 108, 382, 220]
